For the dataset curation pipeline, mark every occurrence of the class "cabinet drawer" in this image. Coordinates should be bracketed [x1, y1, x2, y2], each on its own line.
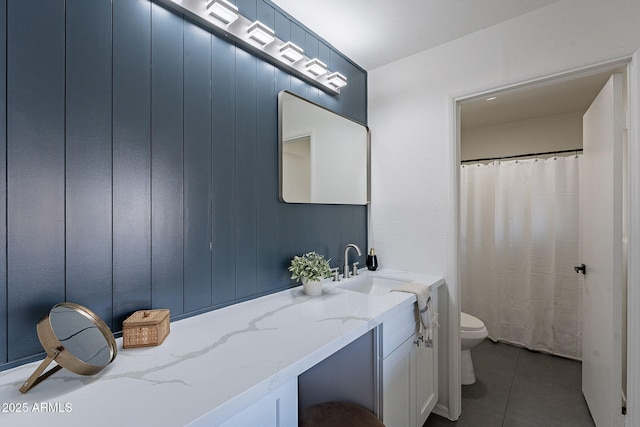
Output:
[382, 303, 419, 358]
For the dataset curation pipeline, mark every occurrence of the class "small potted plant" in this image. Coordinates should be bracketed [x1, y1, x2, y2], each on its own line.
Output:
[289, 251, 332, 296]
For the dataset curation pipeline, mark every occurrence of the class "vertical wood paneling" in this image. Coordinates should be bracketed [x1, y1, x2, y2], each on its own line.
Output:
[274, 68, 295, 286]
[112, 0, 152, 327]
[184, 22, 213, 312]
[302, 31, 325, 255]
[7, 0, 66, 360]
[304, 33, 320, 102]
[151, 3, 184, 314]
[273, 10, 290, 48]
[330, 52, 348, 118]
[318, 42, 337, 112]
[338, 205, 367, 269]
[291, 202, 310, 266]
[236, 0, 257, 22]
[0, 0, 368, 371]
[257, 0, 273, 27]
[211, 35, 237, 305]
[314, 205, 338, 262]
[9, 0, 65, 345]
[66, 0, 114, 329]
[257, 60, 277, 293]
[235, 49, 258, 299]
[256, 3, 275, 294]
[289, 23, 306, 96]
[290, 22, 305, 52]
[0, 0, 6, 364]
[332, 55, 367, 124]
[350, 206, 368, 263]
[285, 20, 309, 267]
[349, 60, 368, 124]
[272, 3, 290, 227]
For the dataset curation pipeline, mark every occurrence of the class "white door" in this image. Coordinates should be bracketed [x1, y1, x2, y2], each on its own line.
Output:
[581, 72, 625, 427]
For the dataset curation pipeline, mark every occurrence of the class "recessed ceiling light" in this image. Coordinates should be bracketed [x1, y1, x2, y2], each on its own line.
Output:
[485, 96, 497, 101]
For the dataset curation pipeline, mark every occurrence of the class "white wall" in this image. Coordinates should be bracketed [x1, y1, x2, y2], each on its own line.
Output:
[368, 0, 640, 419]
[461, 111, 583, 161]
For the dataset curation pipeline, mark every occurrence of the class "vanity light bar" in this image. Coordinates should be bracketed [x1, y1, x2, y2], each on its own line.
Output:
[327, 72, 348, 88]
[206, 0, 239, 25]
[174, 0, 347, 94]
[247, 20, 275, 46]
[305, 58, 328, 77]
[279, 41, 304, 63]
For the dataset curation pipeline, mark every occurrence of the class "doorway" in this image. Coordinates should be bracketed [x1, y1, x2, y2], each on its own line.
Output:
[454, 62, 630, 425]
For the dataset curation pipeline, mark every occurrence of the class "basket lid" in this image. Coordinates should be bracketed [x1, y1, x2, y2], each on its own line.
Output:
[123, 309, 170, 326]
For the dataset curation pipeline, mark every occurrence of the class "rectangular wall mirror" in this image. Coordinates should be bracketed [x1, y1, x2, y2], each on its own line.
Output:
[278, 91, 370, 204]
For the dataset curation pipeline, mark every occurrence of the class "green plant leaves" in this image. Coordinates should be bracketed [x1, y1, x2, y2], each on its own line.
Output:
[288, 251, 332, 282]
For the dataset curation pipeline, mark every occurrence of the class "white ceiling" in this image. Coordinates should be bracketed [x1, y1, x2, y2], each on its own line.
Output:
[271, 0, 616, 128]
[271, 0, 560, 71]
[460, 71, 616, 129]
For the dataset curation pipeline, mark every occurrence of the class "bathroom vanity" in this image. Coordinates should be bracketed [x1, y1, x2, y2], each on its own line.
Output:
[0, 270, 444, 427]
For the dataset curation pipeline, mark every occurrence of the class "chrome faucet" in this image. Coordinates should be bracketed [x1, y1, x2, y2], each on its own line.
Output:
[343, 244, 362, 278]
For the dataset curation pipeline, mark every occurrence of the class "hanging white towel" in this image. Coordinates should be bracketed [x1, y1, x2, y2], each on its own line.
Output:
[393, 282, 439, 343]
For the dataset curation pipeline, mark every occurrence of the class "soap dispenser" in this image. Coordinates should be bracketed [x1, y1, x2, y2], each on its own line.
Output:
[366, 248, 378, 271]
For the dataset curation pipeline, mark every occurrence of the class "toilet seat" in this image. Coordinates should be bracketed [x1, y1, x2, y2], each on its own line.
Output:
[461, 312, 485, 331]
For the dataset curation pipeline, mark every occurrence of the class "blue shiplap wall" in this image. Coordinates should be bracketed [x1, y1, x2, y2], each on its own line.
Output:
[0, 0, 367, 371]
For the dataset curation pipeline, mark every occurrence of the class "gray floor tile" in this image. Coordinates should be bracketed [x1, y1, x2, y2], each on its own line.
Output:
[507, 347, 593, 426]
[515, 349, 582, 391]
[506, 359, 594, 426]
[462, 373, 511, 416]
[472, 340, 521, 373]
[463, 341, 519, 415]
[422, 340, 595, 427]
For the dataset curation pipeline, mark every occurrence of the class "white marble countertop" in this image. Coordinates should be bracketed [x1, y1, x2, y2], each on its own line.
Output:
[0, 269, 444, 426]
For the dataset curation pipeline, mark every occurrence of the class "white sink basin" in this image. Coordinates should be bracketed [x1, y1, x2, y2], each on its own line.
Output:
[337, 275, 412, 296]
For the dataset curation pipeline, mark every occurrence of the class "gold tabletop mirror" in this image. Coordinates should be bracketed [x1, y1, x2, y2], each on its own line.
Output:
[19, 302, 117, 393]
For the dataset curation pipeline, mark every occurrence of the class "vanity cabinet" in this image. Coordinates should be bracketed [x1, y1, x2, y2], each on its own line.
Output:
[380, 289, 438, 427]
[216, 379, 298, 427]
[382, 332, 417, 426]
[416, 330, 437, 424]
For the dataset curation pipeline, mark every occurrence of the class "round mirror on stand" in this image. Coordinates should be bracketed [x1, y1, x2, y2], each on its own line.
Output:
[19, 302, 117, 393]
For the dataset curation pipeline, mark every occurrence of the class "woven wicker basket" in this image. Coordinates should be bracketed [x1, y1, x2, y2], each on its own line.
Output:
[123, 309, 170, 348]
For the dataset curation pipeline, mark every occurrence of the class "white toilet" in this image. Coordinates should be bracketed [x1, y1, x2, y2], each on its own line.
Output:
[460, 312, 488, 385]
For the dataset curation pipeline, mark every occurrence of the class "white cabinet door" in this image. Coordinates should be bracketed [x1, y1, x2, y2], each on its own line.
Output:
[382, 290, 439, 427]
[417, 286, 438, 426]
[382, 335, 416, 427]
[416, 342, 437, 426]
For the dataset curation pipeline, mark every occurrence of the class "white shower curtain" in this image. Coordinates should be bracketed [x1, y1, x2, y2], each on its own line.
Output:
[461, 155, 583, 359]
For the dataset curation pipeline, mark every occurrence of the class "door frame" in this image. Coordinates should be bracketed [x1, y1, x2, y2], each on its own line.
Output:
[448, 55, 639, 425]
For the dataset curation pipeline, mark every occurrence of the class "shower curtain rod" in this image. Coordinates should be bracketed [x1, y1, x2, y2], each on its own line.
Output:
[461, 148, 583, 164]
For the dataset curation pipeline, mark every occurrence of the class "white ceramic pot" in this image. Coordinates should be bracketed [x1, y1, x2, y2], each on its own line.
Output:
[302, 278, 323, 296]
